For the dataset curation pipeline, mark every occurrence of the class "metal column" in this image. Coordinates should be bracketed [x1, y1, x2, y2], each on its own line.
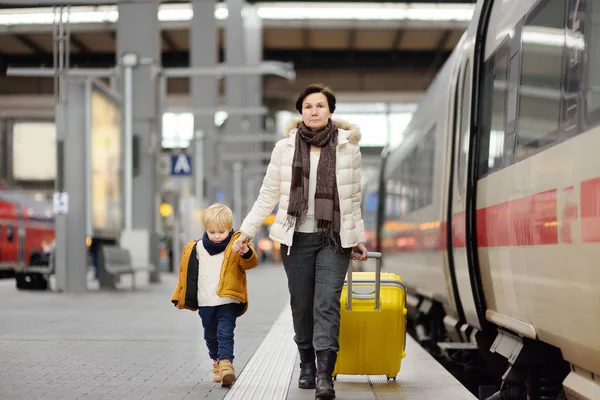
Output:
[232, 162, 243, 228]
[122, 55, 134, 231]
[244, 5, 264, 137]
[54, 82, 88, 293]
[224, 0, 251, 217]
[225, 0, 246, 131]
[191, 0, 218, 207]
[243, 5, 264, 207]
[117, 0, 161, 283]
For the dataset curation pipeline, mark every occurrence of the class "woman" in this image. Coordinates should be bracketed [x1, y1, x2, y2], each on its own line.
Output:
[232, 84, 367, 399]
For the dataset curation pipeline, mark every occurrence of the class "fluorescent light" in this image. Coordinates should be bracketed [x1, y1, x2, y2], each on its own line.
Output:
[162, 112, 194, 149]
[0, 6, 118, 25]
[215, 5, 229, 20]
[158, 6, 193, 22]
[0, 2, 474, 26]
[257, 3, 473, 21]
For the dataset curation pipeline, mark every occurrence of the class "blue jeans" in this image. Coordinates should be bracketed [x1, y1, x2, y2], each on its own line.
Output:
[198, 303, 244, 362]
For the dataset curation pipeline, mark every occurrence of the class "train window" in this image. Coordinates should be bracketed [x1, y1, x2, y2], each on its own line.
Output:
[414, 126, 436, 210]
[516, 0, 566, 157]
[561, 0, 584, 133]
[478, 42, 510, 178]
[585, 0, 600, 123]
[386, 125, 436, 216]
[458, 60, 471, 192]
[6, 226, 14, 243]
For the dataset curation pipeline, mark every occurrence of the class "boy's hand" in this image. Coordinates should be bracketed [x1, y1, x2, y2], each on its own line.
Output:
[232, 233, 250, 255]
[241, 243, 250, 254]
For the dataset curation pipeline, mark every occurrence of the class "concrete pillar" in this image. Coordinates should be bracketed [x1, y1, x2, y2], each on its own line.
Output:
[223, 0, 266, 219]
[244, 5, 263, 136]
[117, 1, 160, 283]
[191, 0, 218, 206]
[54, 83, 88, 293]
[243, 5, 264, 206]
[224, 0, 246, 128]
[221, 0, 246, 211]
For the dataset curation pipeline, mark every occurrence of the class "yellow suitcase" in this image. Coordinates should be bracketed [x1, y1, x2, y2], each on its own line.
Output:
[333, 252, 407, 380]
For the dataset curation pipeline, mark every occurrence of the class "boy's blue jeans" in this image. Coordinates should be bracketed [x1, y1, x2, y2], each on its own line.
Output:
[198, 303, 244, 362]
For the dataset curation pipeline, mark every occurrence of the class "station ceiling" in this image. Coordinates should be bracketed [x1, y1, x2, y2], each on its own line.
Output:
[0, 1, 474, 98]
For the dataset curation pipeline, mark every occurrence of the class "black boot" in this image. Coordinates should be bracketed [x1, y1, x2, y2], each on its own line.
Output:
[298, 348, 316, 389]
[315, 351, 337, 399]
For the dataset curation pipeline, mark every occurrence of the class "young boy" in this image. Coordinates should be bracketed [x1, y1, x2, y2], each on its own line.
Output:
[171, 203, 259, 387]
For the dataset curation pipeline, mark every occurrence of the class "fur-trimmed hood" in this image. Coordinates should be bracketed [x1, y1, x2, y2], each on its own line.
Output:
[282, 117, 361, 145]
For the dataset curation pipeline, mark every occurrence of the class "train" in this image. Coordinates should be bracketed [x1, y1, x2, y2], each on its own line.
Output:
[0, 190, 55, 285]
[363, 0, 599, 399]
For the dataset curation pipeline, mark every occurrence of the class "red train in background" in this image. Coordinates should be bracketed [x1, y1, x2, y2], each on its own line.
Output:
[0, 189, 55, 280]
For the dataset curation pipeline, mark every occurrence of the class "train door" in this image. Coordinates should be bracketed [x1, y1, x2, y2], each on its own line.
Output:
[449, 57, 481, 330]
[0, 223, 18, 267]
[17, 212, 26, 267]
[441, 60, 467, 329]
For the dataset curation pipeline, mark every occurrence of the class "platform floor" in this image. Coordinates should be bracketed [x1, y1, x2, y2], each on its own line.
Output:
[0, 263, 476, 399]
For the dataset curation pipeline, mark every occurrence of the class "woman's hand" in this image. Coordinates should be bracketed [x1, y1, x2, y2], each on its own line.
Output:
[351, 243, 368, 261]
[232, 233, 251, 255]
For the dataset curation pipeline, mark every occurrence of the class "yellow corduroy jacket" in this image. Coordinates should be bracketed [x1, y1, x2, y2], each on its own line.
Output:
[171, 231, 259, 316]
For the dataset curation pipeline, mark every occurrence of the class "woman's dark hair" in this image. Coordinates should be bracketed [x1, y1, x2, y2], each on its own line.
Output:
[295, 84, 336, 114]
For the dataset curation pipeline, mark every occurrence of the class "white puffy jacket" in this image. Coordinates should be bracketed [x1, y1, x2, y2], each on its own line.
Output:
[240, 117, 366, 249]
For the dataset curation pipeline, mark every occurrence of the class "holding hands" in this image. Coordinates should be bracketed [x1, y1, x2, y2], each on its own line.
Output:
[232, 233, 251, 255]
[233, 232, 367, 261]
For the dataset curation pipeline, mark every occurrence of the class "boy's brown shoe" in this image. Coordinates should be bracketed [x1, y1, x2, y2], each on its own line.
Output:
[212, 359, 220, 382]
[219, 360, 236, 387]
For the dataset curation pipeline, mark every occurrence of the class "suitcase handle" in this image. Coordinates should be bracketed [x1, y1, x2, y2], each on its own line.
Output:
[348, 251, 382, 311]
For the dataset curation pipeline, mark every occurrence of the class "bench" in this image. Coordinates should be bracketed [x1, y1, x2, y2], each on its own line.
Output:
[99, 245, 154, 290]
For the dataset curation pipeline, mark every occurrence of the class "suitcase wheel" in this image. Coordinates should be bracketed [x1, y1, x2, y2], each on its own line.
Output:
[386, 376, 396, 381]
[332, 375, 337, 381]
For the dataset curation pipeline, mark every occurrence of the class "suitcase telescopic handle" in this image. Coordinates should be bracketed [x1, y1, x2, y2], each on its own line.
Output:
[347, 251, 382, 312]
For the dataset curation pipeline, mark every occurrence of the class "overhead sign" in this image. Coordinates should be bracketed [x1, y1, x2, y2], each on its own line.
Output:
[171, 154, 192, 176]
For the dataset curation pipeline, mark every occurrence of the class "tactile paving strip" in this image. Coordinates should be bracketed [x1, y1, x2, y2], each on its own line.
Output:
[370, 335, 477, 399]
[225, 306, 297, 400]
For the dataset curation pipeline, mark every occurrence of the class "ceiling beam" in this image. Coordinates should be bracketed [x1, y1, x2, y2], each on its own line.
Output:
[269, 49, 450, 70]
[347, 29, 357, 50]
[392, 29, 404, 50]
[161, 31, 178, 52]
[436, 29, 453, 51]
[13, 34, 45, 54]
[1, 0, 476, 4]
[1, 0, 121, 4]
[301, 28, 310, 48]
[301, 28, 311, 63]
[429, 29, 453, 70]
[0, 49, 452, 71]
[69, 34, 90, 52]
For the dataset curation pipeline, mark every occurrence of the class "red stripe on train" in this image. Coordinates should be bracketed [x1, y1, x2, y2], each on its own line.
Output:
[474, 189, 558, 247]
[382, 176, 600, 251]
[581, 177, 600, 242]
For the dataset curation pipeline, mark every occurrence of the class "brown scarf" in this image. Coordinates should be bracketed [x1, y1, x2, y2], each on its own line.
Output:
[285, 119, 341, 246]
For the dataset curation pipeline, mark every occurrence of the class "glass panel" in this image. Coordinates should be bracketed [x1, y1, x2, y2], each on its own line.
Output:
[517, 0, 566, 157]
[478, 43, 509, 177]
[458, 61, 471, 192]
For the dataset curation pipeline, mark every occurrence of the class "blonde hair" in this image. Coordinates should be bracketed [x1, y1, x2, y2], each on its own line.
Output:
[203, 203, 233, 231]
